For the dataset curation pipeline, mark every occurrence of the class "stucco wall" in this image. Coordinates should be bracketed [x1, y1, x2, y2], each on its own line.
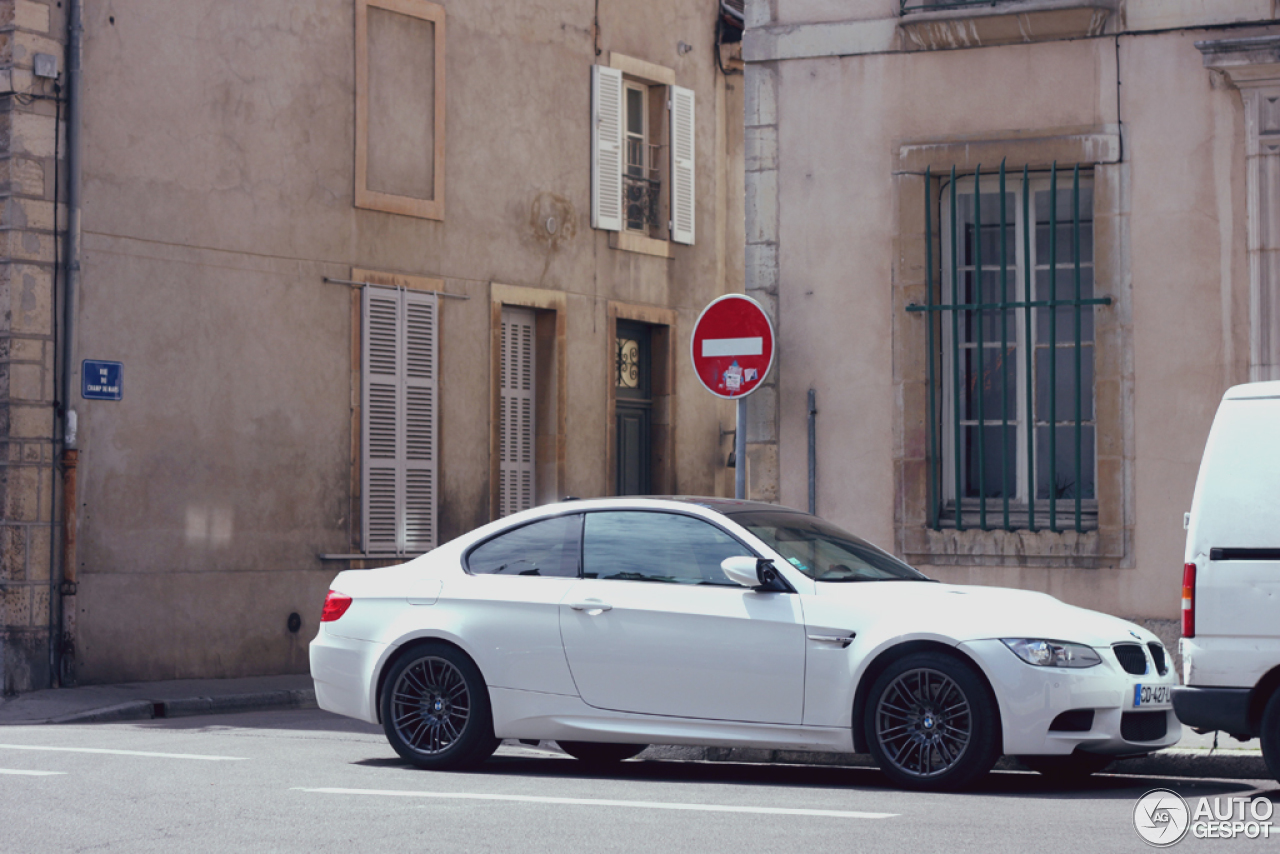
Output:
[65, 0, 744, 683]
[757, 11, 1257, 623]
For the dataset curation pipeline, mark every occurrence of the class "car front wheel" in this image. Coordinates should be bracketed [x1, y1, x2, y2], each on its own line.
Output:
[380, 643, 500, 770]
[863, 652, 1001, 791]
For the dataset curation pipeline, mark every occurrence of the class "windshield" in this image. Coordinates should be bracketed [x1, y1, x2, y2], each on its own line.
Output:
[730, 511, 931, 583]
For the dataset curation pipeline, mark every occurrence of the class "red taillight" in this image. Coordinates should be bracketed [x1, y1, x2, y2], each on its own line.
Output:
[1181, 563, 1196, 638]
[321, 590, 353, 622]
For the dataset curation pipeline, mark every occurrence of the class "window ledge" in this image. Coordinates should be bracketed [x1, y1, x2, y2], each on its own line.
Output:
[901, 525, 1124, 568]
[899, 0, 1117, 51]
[609, 231, 674, 258]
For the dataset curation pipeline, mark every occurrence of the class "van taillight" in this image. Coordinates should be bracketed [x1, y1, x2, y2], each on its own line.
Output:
[1181, 563, 1196, 638]
[321, 590, 353, 622]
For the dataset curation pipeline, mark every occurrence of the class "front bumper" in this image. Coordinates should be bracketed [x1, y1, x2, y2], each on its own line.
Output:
[961, 639, 1181, 757]
[309, 626, 389, 725]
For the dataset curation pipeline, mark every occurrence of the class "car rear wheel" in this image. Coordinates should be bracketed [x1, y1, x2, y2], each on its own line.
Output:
[381, 643, 499, 770]
[556, 742, 648, 764]
[864, 652, 1001, 791]
[1263, 689, 1280, 782]
[1017, 751, 1113, 780]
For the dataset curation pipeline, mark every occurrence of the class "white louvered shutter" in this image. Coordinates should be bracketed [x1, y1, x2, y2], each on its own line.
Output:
[362, 286, 401, 554]
[362, 286, 438, 555]
[499, 307, 536, 517]
[402, 290, 438, 552]
[669, 84, 696, 245]
[591, 65, 624, 232]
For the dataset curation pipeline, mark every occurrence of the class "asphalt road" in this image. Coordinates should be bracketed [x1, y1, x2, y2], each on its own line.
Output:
[0, 708, 1275, 854]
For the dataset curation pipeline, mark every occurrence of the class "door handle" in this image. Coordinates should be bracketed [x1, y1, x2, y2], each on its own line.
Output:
[568, 599, 613, 615]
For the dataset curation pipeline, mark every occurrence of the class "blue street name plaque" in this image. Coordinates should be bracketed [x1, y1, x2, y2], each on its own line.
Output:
[81, 360, 123, 401]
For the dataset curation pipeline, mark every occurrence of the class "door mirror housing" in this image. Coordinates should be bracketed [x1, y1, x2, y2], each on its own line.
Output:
[721, 556, 784, 590]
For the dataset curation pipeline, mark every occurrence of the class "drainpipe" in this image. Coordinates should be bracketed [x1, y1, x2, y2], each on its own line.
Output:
[58, 0, 84, 687]
[807, 389, 816, 515]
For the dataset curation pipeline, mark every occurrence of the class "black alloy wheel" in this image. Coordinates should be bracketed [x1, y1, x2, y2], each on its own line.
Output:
[864, 652, 1001, 791]
[557, 741, 648, 764]
[380, 643, 499, 770]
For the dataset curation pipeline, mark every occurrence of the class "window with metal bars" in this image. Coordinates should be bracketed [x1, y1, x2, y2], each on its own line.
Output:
[908, 162, 1110, 532]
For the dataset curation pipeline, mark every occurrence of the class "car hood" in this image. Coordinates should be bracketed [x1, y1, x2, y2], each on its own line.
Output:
[811, 581, 1156, 647]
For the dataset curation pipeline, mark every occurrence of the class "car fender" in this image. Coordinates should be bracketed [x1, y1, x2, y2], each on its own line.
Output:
[803, 627, 970, 730]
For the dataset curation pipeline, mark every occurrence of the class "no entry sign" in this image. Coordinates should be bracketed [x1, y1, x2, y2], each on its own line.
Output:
[691, 294, 775, 399]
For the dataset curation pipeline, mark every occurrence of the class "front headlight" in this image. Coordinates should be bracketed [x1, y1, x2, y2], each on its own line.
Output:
[1001, 638, 1102, 668]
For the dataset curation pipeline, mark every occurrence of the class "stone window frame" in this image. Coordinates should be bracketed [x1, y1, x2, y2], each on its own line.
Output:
[892, 129, 1133, 569]
[354, 0, 446, 220]
[600, 53, 680, 259]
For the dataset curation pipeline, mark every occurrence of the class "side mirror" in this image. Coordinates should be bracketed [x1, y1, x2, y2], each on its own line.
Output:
[721, 556, 782, 590]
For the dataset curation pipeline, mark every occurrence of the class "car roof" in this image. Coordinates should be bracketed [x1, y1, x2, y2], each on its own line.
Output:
[552, 496, 805, 517]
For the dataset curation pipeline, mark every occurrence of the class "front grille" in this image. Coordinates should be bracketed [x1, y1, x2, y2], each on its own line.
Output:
[1121, 711, 1168, 742]
[1112, 643, 1148, 675]
[1147, 642, 1168, 675]
[1048, 709, 1095, 732]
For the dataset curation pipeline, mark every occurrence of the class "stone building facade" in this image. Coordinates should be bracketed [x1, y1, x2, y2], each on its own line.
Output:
[0, 0, 63, 694]
[741, 0, 1280, 645]
[1, 0, 746, 692]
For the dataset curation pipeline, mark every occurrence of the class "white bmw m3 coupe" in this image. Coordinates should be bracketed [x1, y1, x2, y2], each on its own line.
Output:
[310, 497, 1179, 790]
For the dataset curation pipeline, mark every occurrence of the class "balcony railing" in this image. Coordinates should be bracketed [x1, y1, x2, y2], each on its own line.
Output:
[624, 174, 661, 232]
[901, 0, 1013, 13]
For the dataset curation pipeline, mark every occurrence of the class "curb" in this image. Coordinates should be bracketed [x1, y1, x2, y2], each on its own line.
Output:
[48, 689, 317, 725]
[643, 745, 1271, 781]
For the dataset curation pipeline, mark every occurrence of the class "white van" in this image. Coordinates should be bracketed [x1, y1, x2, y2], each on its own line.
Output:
[1172, 380, 1280, 780]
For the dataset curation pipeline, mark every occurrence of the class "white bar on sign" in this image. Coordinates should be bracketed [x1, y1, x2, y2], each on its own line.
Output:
[702, 337, 763, 358]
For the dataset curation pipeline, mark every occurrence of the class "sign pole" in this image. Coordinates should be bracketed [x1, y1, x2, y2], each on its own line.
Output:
[735, 397, 747, 499]
[689, 293, 773, 503]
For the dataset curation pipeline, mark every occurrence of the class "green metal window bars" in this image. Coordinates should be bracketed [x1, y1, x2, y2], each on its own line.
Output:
[901, 0, 1015, 13]
[907, 161, 1111, 534]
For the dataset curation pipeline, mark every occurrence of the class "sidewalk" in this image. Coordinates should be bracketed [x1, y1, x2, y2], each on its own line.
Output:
[0, 674, 316, 725]
[0, 674, 1269, 780]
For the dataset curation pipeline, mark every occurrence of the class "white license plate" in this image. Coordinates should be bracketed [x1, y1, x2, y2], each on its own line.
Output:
[1134, 684, 1171, 708]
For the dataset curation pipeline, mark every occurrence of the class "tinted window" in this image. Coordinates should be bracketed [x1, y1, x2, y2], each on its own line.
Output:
[467, 515, 581, 578]
[582, 511, 749, 585]
[731, 510, 929, 582]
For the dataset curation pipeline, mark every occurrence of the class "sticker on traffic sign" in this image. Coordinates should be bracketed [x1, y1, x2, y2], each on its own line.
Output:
[691, 294, 775, 399]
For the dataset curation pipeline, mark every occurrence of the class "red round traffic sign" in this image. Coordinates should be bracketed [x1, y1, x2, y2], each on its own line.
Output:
[691, 294, 775, 399]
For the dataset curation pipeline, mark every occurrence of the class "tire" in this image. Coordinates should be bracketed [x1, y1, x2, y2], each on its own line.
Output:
[1017, 751, 1113, 781]
[556, 742, 648, 764]
[863, 651, 1001, 791]
[380, 643, 500, 770]
[1263, 689, 1280, 783]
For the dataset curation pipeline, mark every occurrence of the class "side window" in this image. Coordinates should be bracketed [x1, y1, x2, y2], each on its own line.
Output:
[467, 515, 581, 578]
[582, 512, 748, 585]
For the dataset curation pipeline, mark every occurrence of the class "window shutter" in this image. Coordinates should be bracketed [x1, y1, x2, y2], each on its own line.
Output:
[362, 285, 438, 555]
[499, 307, 536, 516]
[362, 286, 401, 554]
[669, 84, 695, 245]
[591, 64, 624, 232]
[402, 289, 438, 552]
